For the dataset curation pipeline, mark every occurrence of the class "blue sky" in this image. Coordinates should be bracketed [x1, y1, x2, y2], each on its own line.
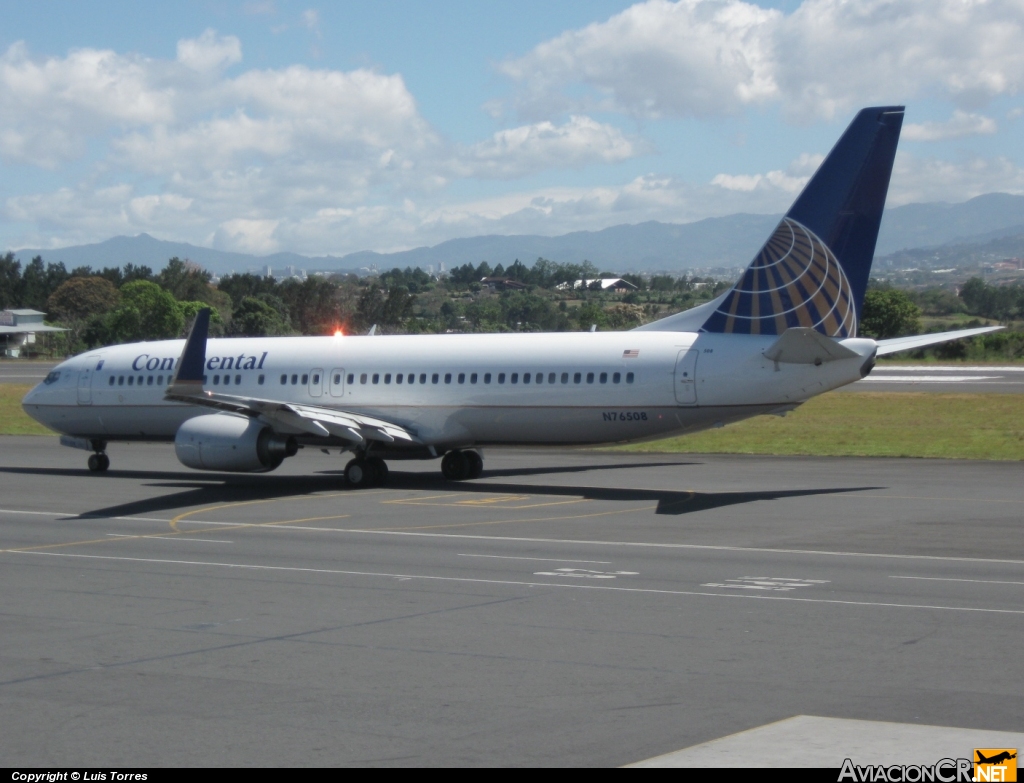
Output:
[2, 0, 1024, 257]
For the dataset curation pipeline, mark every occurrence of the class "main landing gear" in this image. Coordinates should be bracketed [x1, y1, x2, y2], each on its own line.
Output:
[441, 449, 483, 482]
[344, 455, 388, 488]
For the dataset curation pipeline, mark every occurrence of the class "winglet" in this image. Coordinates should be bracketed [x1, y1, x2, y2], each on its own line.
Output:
[167, 308, 210, 397]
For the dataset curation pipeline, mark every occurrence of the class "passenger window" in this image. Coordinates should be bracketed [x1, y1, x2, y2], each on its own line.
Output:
[128, 376, 134, 386]
[535, 373, 543, 384]
[613, 372, 621, 383]
[524, 373, 531, 384]
[291, 374, 298, 385]
[108, 376, 115, 386]
[118, 376, 124, 385]
[302, 374, 309, 384]
[396, 374, 403, 384]
[360, 374, 367, 384]
[280, 374, 287, 385]
[548, 373, 556, 384]
[626, 372, 635, 383]
[147, 376, 153, 385]
[213, 375, 220, 385]
[432, 373, 439, 384]
[312, 374, 319, 384]
[561, 372, 568, 384]
[420, 373, 427, 384]
[444, 373, 452, 384]
[346, 374, 353, 385]
[574, 372, 581, 383]
[236, 374, 242, 385]
[406, 373, 413, 384]
[484, 373, 491, 384]
[258, 375, 264, 385]
[511, 373, 518, 384]
[384, 374, 391, 384]
[458, 373, 465, 384]
[498, 373, 505, 383]
[471, 373, 477, 384]
[158, 375, 164, 385]
[587, 372, 594, 384]
[372, 374, 380, 384]
[600, 372, 608, 384]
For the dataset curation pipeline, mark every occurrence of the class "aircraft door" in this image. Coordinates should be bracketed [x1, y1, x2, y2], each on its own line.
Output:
[674, 349, 698, 405]
[329, 368, 345, 397]
[77, 368, 93, 405]
[309, 368, 324, 398]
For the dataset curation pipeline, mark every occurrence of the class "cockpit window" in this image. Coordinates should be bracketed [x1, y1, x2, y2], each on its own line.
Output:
[43, 371, 60, 385]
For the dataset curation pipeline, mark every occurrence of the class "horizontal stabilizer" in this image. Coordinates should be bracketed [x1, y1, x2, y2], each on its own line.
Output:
[875, 326, 1003, 356]
[763, 327, 860, 364]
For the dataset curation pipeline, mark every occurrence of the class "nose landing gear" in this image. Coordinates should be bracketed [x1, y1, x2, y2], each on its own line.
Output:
[87, 451, 110, 472]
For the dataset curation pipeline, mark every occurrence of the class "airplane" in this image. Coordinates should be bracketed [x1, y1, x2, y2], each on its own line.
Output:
[21, 105, 1001, 487]
[976, 751, 1017, 765]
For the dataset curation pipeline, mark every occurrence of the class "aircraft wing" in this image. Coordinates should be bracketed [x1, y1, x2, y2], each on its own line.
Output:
[875, 326, 1002, 356]
[164, 309, 419, 447]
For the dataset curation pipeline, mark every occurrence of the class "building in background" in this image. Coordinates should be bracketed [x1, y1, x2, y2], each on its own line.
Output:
[0, 310, 67, 358]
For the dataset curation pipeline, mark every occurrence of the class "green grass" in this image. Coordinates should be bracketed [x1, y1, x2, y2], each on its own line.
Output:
[614, 392, 1024, 461]
[1, 384, 56, 436]
[5, 382, 1024, 460]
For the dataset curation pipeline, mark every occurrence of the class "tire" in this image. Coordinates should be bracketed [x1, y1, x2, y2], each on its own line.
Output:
[345, 458, 372, 488]
[441, 450, 470, 481]
[366, 457, 388, 486]
[465, 450, 483, 479]
[88, 454, 101, 472]
[97, 453, 110, 472]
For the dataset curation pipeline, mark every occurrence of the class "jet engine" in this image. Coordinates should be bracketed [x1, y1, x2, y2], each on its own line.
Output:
[175, 414, 298, 472]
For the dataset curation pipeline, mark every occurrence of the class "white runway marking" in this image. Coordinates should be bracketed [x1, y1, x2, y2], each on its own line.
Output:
[702, 577, 830, 592]
[7, 550, 1024, 616]
[891, 575, 1024, 586]
[533, 567, 638, 579]
[459, 554, 611, 564]
[105, 534, 233, 544]
[872, 365, 1024, 372]
[858, 375, 999, 382]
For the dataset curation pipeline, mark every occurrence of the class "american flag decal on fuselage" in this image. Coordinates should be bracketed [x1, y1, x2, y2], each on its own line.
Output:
[622, 349, 639, 359]
[700, 217, 857, 338]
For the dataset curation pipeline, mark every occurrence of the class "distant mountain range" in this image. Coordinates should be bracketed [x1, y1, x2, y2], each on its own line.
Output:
[11, 192, 1024, 276]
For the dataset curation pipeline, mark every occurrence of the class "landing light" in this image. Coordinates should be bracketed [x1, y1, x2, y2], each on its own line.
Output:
[333, 329, 344, 337]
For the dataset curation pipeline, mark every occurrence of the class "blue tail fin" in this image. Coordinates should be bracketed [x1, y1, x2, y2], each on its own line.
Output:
[701, 106, 904, 337]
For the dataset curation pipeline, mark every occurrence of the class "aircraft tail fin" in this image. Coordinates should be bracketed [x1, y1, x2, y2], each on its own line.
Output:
[701, 106, 904, 338]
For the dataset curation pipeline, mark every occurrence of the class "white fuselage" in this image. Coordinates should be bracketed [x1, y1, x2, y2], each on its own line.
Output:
[22, 331, 876, 450]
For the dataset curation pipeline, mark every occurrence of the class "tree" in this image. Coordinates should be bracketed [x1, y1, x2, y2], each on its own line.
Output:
[859, 289, 921, 339]
[229, 297, 291, 337]
[46, 276, 121, 351]
[158, 257, 213, 302]
[105, 281, 184, 343]
[0, 252, 21, 309]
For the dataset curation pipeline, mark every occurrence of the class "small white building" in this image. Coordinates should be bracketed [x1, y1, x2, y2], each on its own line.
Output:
[556, 278, 639, 292]
[0, 309, 67, 357]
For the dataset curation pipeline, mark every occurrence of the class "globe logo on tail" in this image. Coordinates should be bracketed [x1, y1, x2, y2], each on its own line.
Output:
[701, 217, 857, 338]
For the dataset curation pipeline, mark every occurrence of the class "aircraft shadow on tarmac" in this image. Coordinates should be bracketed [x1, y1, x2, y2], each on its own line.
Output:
[0, 462, 881, 519]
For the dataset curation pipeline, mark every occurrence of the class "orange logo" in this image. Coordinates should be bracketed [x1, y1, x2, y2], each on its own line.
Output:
[974, 749, 1017, 782]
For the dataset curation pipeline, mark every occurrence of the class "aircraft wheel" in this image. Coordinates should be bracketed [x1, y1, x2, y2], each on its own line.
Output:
[441, 450, 470, 481]
[465, 450, 483, 479]
[345, 458, 373, 488]
[97, 453, 110, 471]
[88, 453, 109, 473]
[366, 457, 388, 486]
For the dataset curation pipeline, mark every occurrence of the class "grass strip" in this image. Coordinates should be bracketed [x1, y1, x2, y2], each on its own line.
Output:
[1, 384, 56, 436]
[614, 392, 1024, 461]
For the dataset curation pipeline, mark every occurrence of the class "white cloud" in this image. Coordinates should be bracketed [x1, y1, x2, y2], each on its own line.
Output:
[710, 152, 823, 194]
[903, 110, 998, 141]
[459, 115, 643, 178]
[887, 151, 1024, 205]
[499, 0, 1024, 121]
[176, 29, 242, 72]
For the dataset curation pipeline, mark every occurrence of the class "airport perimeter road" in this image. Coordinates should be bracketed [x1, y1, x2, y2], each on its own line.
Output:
[1, 439, 1022, 766]
[0, 361, 56, 384]
[849, 363, 1024, 393]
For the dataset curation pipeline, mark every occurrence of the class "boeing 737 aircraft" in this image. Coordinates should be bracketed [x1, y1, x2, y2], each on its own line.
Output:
[22, 106, 999, 486]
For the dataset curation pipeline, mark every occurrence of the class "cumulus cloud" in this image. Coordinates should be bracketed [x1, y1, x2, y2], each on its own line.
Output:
[903, 110, 998, 141]
[499, 0, 1024, 121]
[176, 29, 242, 71]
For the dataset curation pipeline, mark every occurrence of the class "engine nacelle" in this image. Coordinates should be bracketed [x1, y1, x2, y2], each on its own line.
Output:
[175, 414, 298, 472]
